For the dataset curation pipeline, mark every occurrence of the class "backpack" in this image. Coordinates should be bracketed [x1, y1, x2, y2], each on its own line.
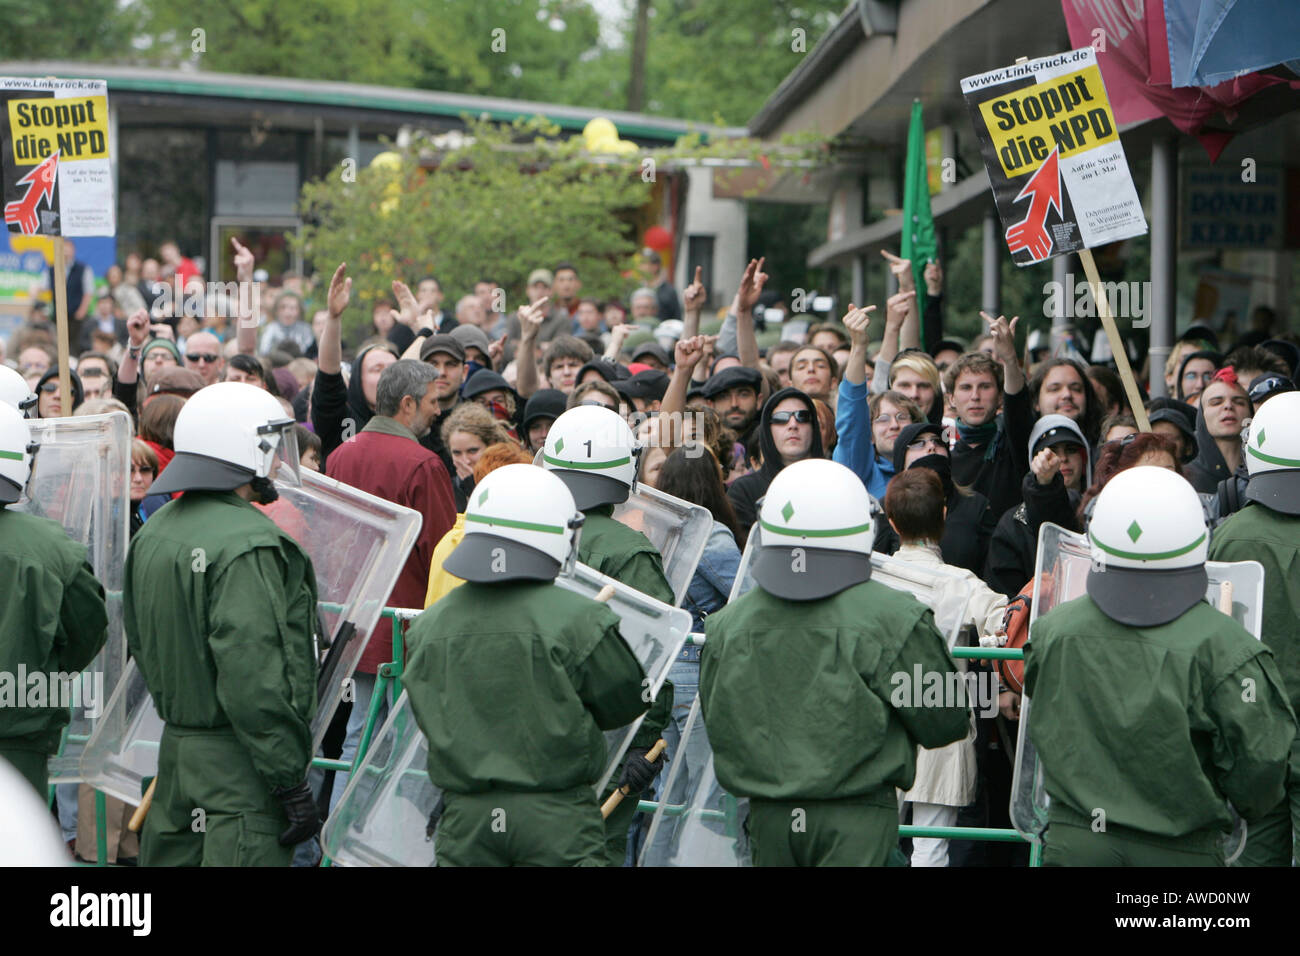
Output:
[996, 572, 1056, 695]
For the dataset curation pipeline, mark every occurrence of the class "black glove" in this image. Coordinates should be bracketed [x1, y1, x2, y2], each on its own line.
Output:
[425, 795, 446, 842]
[272, 780, 323, 847]
[615, 747, 664, 795]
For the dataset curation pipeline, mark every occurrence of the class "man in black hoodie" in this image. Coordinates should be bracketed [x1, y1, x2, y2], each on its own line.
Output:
[33, 367, 84, 418]
[311, 264, 401, 464]
[1184, 368, 1251, 494]
[726, 387, 824, 543]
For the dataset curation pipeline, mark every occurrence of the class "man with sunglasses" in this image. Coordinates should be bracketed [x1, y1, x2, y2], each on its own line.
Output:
[0, 404, 108, 797]
[183, 331, 226, 387]
[75, 353, 115, 402]
[727, 387, 825, 544]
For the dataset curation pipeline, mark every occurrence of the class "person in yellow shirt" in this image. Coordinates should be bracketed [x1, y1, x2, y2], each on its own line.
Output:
[425, 442, 534, 606]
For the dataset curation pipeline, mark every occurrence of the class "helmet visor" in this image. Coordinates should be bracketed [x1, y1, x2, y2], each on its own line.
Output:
[259, 418, 301, 487]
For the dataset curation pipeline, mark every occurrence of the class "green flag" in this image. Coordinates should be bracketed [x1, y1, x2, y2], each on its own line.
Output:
[900, 99, 936, 324]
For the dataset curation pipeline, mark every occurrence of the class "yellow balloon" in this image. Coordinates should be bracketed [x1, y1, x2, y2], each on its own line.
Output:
[369, 151, 403, 171]
[609, 139, 639, 156]
[583, 117, 618, 151]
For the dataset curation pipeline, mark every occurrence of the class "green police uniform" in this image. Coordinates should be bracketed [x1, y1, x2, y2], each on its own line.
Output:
[404, 580, 648, 866]
[1208, 502, 1300, 865]
[124, 491, 318, 867]
[0, 509, 108, 795]
[699, 579, 970, 866]
[1024, 595, 1296, 867]
[577, 505, 676, 863]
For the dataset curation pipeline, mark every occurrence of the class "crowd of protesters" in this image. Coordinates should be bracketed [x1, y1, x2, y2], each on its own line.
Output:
[5, 231, 1299, 867]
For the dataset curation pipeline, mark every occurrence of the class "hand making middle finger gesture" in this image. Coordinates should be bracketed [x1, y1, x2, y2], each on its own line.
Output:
[230, 236, 255, 284]
[840, 302, 877, 348]
[880, 250, 915, 292]
[736, 257, 768, 313]
[517, 296, 550, 340]
[980, 311, 1020, 364]
[684, 266, 707, 312]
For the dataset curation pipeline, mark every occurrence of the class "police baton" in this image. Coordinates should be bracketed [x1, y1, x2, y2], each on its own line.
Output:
[128, 778, 156, 833]
[601, 738, 667, 819]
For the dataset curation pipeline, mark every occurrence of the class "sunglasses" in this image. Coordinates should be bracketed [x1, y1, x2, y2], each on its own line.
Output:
[38, 381, 60, 393]
[186, 353, 221, 364]
[78, 367, 107, 378]
[770, 410, 812, 425]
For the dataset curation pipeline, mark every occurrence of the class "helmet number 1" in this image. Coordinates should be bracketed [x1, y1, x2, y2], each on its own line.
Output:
[584, 440, 592, 457]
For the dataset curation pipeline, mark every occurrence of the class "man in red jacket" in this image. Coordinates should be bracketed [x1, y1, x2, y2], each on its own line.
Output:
[325, 359, 457, 812]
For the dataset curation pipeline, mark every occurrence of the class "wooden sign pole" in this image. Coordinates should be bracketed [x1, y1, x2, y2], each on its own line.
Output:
[1079, 248, 1151, 432]
[51, 236, 73, 416]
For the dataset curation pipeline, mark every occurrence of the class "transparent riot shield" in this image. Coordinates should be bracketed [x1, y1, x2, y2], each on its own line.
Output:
[1010, 523, 1266, 843]
[639, 695, 752, 866]
[13, 412, 131, 783]
[728, 525, 978, 647]
[655, 520, 984, 866]
[80, 468, 421, 806]
[612, 482, 712, 607]
[322, 562, 691, 866]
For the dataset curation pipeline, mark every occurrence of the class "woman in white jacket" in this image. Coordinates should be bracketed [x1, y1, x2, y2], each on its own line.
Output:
[884, 468, 1008, 867]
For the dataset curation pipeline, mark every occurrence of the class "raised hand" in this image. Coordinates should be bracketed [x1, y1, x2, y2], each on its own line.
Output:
[980, 311, 1021, 365]
[230, 236, 255, 284]
[327, 263, 352, 320]
[841, 303, 876, 348]
[487, 334, 507, 366]
[880, 250, 914, 292]
[126, 308, 150, 348]
[1030, 447, 1062, 486]
[684, 265, 707, 312]
[736, 257, 769, 314]
[924, 259, 943, 296]
[674, 334, 709, 370]
[885, 289, 916, 328]
[518, 296, 549, 341]
[392, 279, 420, 328]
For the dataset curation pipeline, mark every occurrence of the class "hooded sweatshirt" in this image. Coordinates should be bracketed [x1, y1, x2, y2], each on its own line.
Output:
[984, 415, 1091, 598]
[883, 422, 997, 576]
[1183, 388, 1249, 494]
[725, 387, 824, 543]
[313, 342, 395, 464]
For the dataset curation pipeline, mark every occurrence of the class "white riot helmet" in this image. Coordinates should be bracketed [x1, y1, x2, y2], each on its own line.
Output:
[542, 404, 640, 510]
[751, 459, 875, 601]
[1243, 391, 1300, 515]
[0, 756, 69, 865]
[0, 365, 37, 415]
[149, 381, 298, 501]
[443, 464, 584, 583]
[1086, 465, 1208, 626]
[0, 402, 38, 505]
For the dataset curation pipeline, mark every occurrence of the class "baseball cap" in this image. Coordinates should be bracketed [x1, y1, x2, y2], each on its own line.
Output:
[419, 334, 465, 363]
[527, 268, 554, 287]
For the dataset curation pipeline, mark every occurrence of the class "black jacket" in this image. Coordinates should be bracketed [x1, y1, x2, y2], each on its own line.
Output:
[725, 387, 825, 543]
[1183, 400, 1244, 494]
[984, 471, 1082, 598]
[950, 386, 1034, 520]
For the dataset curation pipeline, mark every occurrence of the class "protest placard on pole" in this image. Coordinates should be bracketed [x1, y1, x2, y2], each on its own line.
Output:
[2, 77, 115, 411]
[961, 48, 1150, 430]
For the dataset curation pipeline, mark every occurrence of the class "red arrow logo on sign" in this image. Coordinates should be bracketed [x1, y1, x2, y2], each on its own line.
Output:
[4, 150, 60, 236]
[1004, 146, 1062, 262]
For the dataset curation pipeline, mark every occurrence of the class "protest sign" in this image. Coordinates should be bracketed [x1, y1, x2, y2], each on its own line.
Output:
[961, 47, 1145, 266]
[2, 78, 114, 238]
[962, 48, 1150, 430]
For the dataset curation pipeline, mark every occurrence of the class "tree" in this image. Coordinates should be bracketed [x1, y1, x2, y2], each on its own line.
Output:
[0, 0, 141, 60]
[297, 118, 652, 341]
